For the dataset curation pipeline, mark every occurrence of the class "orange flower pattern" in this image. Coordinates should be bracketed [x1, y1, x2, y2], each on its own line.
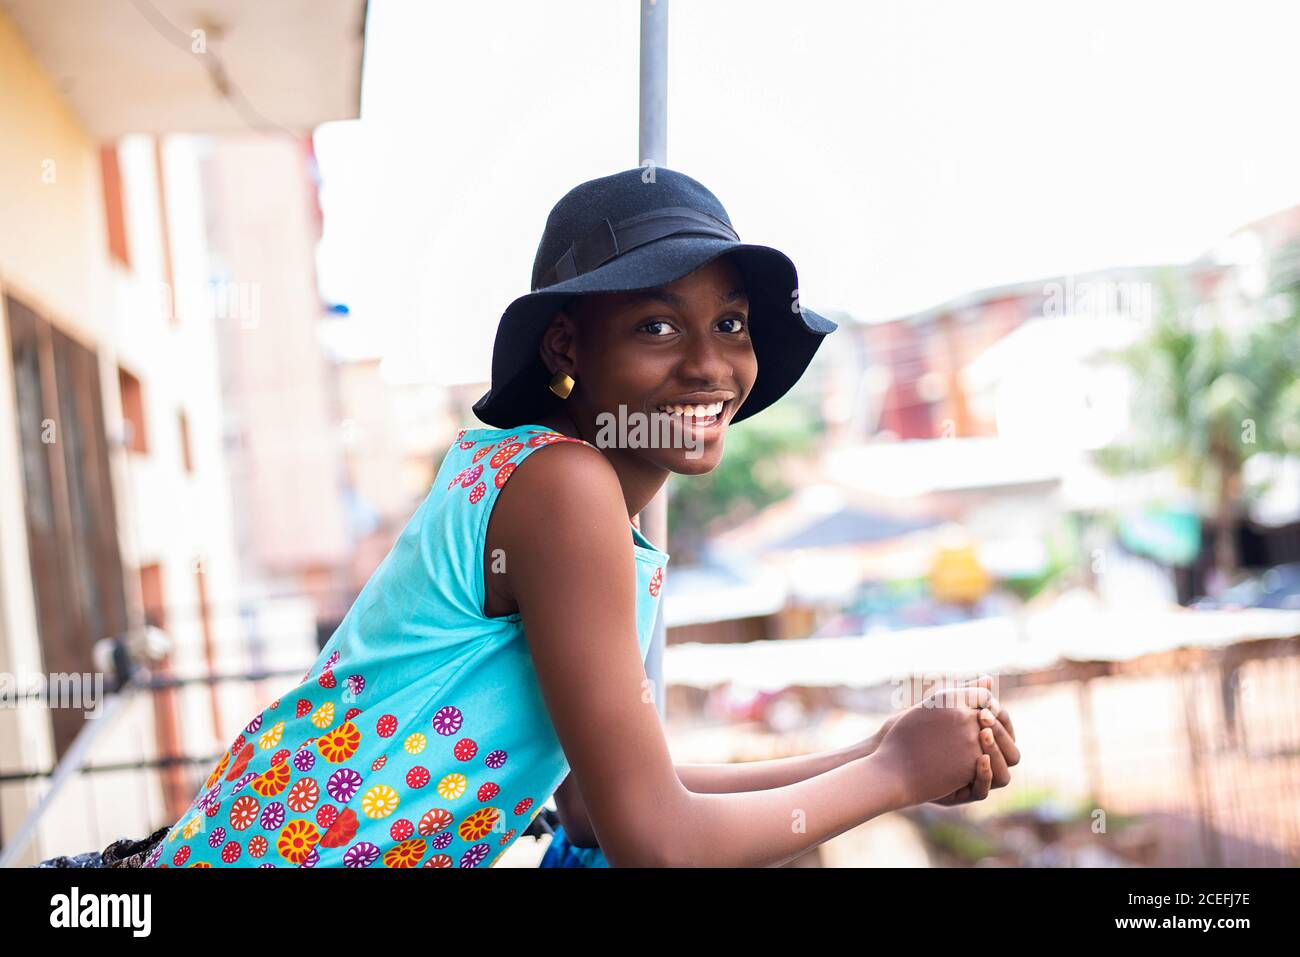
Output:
[146, 425, 667, 868]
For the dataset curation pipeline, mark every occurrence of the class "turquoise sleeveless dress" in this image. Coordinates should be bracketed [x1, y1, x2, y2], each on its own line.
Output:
[145, 424, 668, 868]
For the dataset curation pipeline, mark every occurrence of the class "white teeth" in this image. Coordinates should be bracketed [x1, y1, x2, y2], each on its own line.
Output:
[656, 401, 724, 417]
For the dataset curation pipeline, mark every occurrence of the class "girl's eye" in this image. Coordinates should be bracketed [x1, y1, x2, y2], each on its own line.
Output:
[719, 316, 748, 333]
[639, 319, 675, 336]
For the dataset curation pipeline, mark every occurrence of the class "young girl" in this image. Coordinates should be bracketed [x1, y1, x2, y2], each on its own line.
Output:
[142, 167, 1018, 868]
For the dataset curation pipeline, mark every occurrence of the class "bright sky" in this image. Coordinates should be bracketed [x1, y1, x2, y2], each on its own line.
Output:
[313, 0, 1300, 386]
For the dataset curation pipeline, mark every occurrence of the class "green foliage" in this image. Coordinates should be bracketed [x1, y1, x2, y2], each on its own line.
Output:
[1094, 257, 1300, 485]
[1092, 249, 1300, 579]
[921, 818, 1004, 863]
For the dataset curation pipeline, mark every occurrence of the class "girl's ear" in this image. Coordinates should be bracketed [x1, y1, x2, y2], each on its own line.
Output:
[539, 305, 580, 376]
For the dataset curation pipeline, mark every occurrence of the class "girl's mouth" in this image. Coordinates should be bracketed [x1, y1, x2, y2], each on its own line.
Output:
[654, 399, 727, 433]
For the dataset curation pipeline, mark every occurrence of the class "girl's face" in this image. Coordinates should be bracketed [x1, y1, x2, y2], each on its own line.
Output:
[542, 255, 756, 475]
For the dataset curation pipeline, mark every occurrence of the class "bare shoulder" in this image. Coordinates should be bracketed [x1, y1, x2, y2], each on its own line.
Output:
[492, 440, 628, 556]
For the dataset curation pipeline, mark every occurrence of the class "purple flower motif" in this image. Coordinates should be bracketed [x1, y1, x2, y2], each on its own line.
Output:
[230, 772, 256, 795]
[325, 650, 340, 670]
[258, 863, 276, 868]
[144, 842, 163, 868]
[327, 767, 363, 803]
[432, 705, 463, 737]
[196, 783, 222, 812]
[460, 464, 483, 488]
[244, 714, 263, 735]
[299, 847, 320, 868]
[259, 802, 286, 830]
[344, 842, 381, 868]
[459, 843, 490, 867]
[292, 749, 316, 773]
[432, 831, 453, 850]
[484, 749, 507, 769]
[207, 826, 227, 849]
[346, 674, 365, 696]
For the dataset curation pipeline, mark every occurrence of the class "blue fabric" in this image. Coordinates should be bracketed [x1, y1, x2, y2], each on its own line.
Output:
[149, 425, 668, 868]
[539, 824, 611, 868]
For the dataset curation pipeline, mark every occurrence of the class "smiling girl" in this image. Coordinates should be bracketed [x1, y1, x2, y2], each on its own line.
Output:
[143, 167, 1018, 869]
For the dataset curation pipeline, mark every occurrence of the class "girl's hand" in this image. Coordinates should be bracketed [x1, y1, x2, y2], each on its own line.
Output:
[925, 675, 1020, 804]
[865, 675, 1020, 806]
[870, 696, 988, 807]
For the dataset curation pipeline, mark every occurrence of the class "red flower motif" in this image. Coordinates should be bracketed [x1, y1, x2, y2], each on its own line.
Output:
[489, 443, 524, 469]
[406, 766, 431, 789]
[494, 462, 516, 488]
[376, 714, 398, 737]
[649, 566, 664, 597]
[468, 481, 487, 505]
[453, 738, 478, 761]
[225, 743, 254, 780]
[319, 807, 359, 848]
[390, 818, 415, 842]
[418, 808, 454, 836]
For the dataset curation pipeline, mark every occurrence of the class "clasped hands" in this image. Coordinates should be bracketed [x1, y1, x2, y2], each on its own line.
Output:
[863, 674, 1020, 806]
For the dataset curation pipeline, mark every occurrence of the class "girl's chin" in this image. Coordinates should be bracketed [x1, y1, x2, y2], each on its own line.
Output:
[655, 447, 724, 474]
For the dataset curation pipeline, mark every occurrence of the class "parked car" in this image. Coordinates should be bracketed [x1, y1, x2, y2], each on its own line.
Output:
[1190, 562, 1300, 610]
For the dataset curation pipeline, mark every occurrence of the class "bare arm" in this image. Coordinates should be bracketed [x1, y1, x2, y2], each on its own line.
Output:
[499, 444, 915, 867]
[555, 736, 880, 847]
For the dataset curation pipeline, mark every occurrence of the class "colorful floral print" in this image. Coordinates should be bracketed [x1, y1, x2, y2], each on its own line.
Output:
[437, 773, 468, 800]
[432, 705, 463, 737]
[317, 721, 361, 763]
[384, 839, 427, 868]
[326, 767, 363, 802]
[457, 807, 501, 841]
[277, 820, 320, 864]
[148, 425, 668, 868]
[361, 784, 400, 819]
[230, 795, 259, 830]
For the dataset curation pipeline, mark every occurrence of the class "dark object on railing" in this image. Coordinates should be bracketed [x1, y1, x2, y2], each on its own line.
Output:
[524, 806, 560, 840]
[32, 825, 169, 869]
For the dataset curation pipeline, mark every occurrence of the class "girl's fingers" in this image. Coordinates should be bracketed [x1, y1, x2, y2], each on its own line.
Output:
[986, 711, 1020, 766]
[970, 754, 992, 802]
[996, 705, 1015, 740]
[981, 726, 1012, 788]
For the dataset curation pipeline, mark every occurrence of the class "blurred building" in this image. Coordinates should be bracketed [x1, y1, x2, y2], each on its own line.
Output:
[201, 134, 354, 629]
[0, 0, 364, 863]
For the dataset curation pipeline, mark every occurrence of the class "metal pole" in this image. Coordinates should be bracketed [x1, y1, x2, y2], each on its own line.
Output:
[639, 0, 669, 716]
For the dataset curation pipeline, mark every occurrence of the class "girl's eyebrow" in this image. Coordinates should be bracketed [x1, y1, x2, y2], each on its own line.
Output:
[626, 286, 748, 309]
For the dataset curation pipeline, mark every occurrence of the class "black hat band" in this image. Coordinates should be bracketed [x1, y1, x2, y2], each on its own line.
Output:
[534, 206, 740, 291]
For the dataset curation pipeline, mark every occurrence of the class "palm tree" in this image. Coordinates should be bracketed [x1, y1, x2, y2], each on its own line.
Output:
[1094, 246, 1300, 590]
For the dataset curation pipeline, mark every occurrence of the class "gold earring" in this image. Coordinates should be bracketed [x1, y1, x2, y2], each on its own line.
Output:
[549, 371, 575, 399]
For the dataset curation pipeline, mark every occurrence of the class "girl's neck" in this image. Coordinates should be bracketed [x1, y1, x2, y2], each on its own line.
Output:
[533, 409, 669, 520]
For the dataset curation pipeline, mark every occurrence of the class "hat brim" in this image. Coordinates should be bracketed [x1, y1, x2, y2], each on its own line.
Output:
[472, 235, 837, 428]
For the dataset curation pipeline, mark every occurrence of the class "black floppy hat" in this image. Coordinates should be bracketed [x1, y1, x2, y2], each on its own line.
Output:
[472, 166, 838, 429]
